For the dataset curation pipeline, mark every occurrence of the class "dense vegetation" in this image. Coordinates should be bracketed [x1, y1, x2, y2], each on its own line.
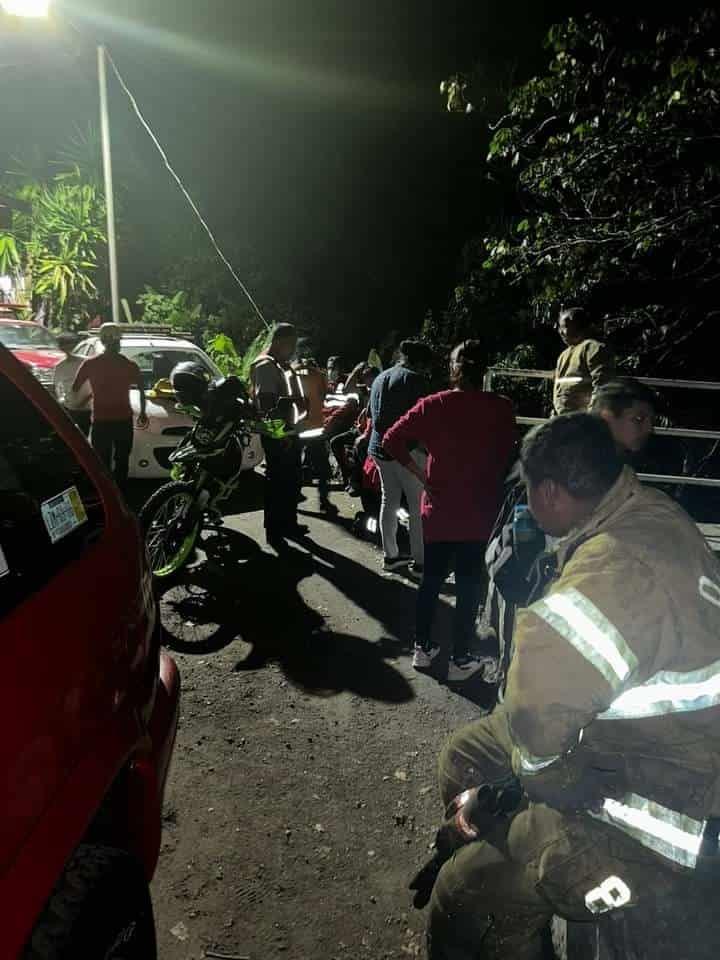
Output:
[433, 9, 720, 381]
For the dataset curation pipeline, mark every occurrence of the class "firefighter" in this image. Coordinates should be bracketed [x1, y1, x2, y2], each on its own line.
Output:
[416, 413, 720, 960]
[553, 306, 615, 415]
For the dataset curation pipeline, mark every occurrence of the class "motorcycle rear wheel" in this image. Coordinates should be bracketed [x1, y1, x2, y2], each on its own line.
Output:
[141, 481, 201, 578]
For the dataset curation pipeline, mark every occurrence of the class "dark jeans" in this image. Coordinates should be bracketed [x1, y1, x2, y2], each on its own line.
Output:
[68, 408, 91, 437]
[416, 541, 487, 659]
[262, 436, 301, 538]
[91, 419, 134, 491]
[329, 429, 356, 485]
[304, 436, 331, 498]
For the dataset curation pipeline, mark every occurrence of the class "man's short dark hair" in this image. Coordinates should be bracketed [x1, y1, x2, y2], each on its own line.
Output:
[591, 378, 657, 417]
[559, 306, 591, 334]
[399, 339, 433, 369]
[520, 413, 623, 500]
[272, 323, 297, 341]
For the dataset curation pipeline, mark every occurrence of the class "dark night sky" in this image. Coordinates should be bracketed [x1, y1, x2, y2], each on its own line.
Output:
[1, 0, 576, 355]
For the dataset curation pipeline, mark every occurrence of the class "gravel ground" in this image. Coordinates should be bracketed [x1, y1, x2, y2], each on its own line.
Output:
[151, 488, 495, 960]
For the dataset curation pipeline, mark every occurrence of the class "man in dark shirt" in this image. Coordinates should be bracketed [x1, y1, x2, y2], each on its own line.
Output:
[369, 340, 433, 572]
[72, 323, 147, 492]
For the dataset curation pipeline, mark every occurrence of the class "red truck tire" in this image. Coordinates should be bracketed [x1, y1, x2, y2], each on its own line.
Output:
[22, 844, 157, 960]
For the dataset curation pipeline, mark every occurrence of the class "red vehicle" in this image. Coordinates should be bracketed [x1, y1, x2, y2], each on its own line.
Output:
[0, 344, 180, 958]
[0, 309, 65, 390]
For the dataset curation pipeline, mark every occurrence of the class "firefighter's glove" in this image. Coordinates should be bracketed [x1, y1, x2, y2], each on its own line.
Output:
[409, 782, 522, 910]
[409, 855, 443, 910]
[441, 782, 522, 855]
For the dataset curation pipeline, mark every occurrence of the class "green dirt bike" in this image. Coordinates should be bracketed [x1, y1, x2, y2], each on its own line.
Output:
[140, 369, 288, 578]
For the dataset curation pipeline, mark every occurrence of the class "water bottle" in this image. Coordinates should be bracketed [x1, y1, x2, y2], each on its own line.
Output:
[513, 504, 536, 543]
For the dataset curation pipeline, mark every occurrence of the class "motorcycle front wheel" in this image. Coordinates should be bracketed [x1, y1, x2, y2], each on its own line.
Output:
[140, 481, 201, 578]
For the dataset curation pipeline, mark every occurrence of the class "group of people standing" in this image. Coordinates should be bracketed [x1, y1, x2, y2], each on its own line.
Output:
[389, 315, 720, 959]
[251, 308, 650, 689]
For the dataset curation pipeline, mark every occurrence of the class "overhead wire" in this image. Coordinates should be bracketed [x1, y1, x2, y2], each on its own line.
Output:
[104, 48, 270, 330]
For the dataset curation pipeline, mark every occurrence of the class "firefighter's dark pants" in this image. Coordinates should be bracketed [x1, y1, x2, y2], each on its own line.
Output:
[428, 707, 693, 960]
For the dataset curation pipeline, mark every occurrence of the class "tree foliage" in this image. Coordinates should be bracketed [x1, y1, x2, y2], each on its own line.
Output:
[459, 9, 720, 375]
[2, 168, 106, 325]
[205, 329, 271, 384]
[137, 287, 205, 339]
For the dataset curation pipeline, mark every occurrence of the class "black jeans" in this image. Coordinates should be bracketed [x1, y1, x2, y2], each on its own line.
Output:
[416, 541, 487, 659]
[329, 429, 356, 485]
[91, 419, 134, 491]
[304, 436, 331, 498]
[262, 436, 301, 538]
[68, 408, 91, 437]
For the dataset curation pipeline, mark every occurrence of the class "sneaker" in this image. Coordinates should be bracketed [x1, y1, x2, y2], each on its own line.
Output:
[447, 654, 485, 683]
[383, 554, 411, 572]
[412, 644, 441, 669]
[407, 563, 424, 579]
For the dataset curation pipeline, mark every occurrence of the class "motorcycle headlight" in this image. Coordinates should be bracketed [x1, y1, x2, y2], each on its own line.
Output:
[195, 425, 217, 447]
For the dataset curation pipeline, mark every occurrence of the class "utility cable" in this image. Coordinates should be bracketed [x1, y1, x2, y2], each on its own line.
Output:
[105, 49, 270, 330]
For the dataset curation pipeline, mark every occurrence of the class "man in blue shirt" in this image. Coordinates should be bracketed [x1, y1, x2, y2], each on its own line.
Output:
[369, 340, 433, 572]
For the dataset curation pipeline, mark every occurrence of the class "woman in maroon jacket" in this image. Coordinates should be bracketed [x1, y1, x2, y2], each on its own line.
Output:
[382, 341, 517, 682]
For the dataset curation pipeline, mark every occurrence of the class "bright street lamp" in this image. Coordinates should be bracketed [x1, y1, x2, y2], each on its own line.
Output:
[0, 0, 121, 325]
[1, 0, 49, 16]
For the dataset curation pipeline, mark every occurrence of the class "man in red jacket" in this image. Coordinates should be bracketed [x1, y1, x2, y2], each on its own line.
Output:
[383, 341, 517, 682]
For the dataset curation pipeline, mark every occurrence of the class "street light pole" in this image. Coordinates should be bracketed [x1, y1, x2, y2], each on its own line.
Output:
[1, 1, 121, 325]
[97, 44, 120, 326]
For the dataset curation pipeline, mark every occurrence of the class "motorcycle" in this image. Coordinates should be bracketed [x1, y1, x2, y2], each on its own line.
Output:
[140, 363, 287, 578]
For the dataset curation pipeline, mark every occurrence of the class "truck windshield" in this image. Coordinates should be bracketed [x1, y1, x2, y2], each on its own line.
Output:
[124, 348, 217, 391]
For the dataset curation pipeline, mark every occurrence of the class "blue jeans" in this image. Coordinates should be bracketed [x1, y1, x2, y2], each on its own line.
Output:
[416, 541, 487, 659]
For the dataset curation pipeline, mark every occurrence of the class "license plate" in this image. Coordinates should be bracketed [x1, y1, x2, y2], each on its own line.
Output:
[41, 486, 88, 544]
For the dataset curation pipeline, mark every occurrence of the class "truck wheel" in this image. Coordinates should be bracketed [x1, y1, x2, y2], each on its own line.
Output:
[22, 844, 157, 960]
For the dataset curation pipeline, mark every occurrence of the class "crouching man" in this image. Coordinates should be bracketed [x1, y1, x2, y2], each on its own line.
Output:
[416, 414, 720, 960]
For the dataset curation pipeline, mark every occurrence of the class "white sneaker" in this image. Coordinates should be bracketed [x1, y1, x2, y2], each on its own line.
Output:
[447, 655, 485, 683]
[412, 644, 441, 669]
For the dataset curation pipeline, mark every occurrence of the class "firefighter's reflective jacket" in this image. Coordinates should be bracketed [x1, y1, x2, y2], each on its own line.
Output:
[506, 466, 720, 870]
[553, 338, 614, 414]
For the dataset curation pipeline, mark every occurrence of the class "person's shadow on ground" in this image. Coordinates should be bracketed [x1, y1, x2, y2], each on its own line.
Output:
[293, 528, 497, 710]
[158, 526, 414, 704]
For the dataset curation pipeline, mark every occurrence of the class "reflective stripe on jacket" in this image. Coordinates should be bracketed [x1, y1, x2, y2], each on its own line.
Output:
[553, 338, 614, 414]
[505, 467, 720, 868]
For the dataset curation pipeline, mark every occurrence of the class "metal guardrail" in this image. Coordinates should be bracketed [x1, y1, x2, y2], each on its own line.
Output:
[485, 368, 720, 392]
[515, 415, 720, 442]
[485, 368, 720, 490]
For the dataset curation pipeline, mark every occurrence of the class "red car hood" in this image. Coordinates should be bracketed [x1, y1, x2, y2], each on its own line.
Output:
[11, 349, 64, 369]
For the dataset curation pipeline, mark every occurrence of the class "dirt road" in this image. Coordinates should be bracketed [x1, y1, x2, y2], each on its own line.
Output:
[152, 492, 494, 960]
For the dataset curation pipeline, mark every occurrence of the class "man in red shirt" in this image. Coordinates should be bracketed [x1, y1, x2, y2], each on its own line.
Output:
[382, 340, 516, 682]
[72, 323, 148, 491]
